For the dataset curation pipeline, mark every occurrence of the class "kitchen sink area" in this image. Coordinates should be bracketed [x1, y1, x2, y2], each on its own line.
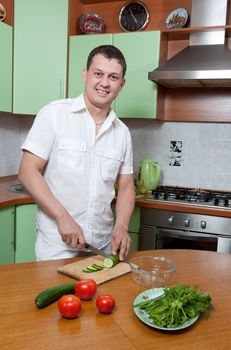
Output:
[7, 183, 27, 194]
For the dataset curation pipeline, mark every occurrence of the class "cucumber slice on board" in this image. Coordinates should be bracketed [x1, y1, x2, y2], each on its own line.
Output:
[82, 263, 104, 273]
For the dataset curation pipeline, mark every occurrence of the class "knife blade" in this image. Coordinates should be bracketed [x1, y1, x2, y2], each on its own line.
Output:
[84, 243, 111, 258]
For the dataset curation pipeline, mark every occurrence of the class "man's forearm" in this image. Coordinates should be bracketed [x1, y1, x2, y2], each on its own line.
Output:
[114, 183, 135, 230]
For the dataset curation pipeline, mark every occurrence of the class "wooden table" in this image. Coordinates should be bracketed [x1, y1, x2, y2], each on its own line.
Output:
[0, 250, 231, 350]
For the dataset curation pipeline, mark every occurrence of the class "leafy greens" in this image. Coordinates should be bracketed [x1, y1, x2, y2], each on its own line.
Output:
[134, 284, 212, 328]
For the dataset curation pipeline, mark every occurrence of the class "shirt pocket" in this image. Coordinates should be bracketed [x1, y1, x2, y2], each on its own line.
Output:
[57, 138, 86, 174]
[101, 150, 123, 182]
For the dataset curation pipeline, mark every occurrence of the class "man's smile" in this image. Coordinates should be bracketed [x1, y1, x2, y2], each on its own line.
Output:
[96, 88, 109, 96]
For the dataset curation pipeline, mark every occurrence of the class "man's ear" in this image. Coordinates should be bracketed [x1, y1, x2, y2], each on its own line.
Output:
[120, 78, 126, 90]
[82, 68, 87, 82]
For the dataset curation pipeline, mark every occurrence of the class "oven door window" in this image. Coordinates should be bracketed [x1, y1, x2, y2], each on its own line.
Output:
[156, 229, 217, 251]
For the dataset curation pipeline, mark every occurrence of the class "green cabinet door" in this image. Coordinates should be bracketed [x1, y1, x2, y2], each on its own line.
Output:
[13, 0, 68, 115]
[128, 207, 140, 252]
[15, 204, 37, 263]
[0, 22, 12, 112]
[0, 207, 15, 264]
[113, 31, 160, 119]
[68, 34, 113, 98]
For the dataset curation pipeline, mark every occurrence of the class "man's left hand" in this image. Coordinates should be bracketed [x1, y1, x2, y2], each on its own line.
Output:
[110, 225, 132, 261]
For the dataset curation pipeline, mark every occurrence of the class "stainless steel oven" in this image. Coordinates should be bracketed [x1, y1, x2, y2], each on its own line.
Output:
[139, 208, 231, 253]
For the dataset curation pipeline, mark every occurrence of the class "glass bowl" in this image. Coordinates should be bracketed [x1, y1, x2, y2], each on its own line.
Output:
[129, 256, 176, 287]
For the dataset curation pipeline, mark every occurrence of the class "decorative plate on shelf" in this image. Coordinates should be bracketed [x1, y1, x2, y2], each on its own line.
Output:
[133, 288, 199, 331]
[79, 13, 105, 34]
[0, 3, 6, 22]
[166, 8, 189, 29]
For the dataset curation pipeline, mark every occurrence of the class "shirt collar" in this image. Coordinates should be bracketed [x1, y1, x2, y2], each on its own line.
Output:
[70, 94, 117, 124]
[70, 94, 86, 113]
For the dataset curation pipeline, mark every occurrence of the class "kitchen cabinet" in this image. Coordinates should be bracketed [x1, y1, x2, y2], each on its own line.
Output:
[68, 31, 160, 118]
[68, 0, 231, 122]
[15, 204, 37, 263]
[13, 0, 68, 115]
[128, 207, 140, 252]
[0, 22, 13, 113]
[111, 204, 140, 251]
[0, 206, 15, 264]
[113, 31, 160, 118]
[0, 204, 37, 264]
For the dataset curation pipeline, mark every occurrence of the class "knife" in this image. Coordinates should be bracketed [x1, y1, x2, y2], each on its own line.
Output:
[84, 243, 112, 258]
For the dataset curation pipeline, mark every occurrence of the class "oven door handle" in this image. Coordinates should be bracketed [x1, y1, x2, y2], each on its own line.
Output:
[158, 229, 217, 242]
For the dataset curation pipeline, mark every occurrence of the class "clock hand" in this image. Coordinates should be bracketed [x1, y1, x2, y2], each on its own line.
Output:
[129, 7, 138, 25]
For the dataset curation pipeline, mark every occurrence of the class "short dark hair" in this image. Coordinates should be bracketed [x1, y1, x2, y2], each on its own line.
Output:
[87, 45, 127, 77]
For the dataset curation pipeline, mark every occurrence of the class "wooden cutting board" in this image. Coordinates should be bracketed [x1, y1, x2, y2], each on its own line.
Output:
[57, 255, 131, 285]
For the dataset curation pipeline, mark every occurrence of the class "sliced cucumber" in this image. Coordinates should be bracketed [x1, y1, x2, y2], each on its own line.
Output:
[103, 253, 120, 268]
[92, 263, 104, 269]
[82, 263, 104, 273]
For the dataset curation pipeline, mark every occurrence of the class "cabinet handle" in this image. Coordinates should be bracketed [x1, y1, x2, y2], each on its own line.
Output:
[11, 208, 16, 250]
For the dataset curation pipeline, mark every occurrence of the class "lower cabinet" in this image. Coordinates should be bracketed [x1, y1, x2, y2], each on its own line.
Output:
[0, 206, 15, 264]
[15, 204, 37, 263]
[128, 208, 140, 252]
[0, 204, 37, 264]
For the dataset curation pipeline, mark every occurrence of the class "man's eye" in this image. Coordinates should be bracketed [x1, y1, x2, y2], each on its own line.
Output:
[110, 75, 119, 81]
[95, 72, 103, 77]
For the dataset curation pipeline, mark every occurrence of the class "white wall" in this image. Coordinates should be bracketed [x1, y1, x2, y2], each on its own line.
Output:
[0, 115, 33, 177]
[1, 114, 231, 191]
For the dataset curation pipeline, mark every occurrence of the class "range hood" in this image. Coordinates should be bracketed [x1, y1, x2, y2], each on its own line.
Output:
[149, 0, 231, 88]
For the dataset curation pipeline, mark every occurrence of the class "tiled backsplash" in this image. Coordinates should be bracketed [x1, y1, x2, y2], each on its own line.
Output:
[1, 114, 231, 191]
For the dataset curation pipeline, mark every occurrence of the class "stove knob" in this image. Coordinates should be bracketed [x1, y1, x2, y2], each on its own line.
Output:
[224, 199, 229, 207]
[214, 197, 220, 206]
[184, 218, 190, 227]
[200, 220, 206, 229]
[168, 216, 174, 225]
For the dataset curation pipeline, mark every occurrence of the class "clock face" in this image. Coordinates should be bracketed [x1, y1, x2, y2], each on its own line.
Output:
[119, 2, 149, 32]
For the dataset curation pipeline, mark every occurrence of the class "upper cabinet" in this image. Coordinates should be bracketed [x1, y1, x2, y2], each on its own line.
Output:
[1, 0, 230, 121]
[68, 31, 160, 118]
[68, 0, 231, 123]
[113, 31, 160, 118]
[13, 0, 69, 115]
[0, 22, 12, 113]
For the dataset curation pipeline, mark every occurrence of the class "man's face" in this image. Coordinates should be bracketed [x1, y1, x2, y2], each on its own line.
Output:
[82, 53, 125, 110]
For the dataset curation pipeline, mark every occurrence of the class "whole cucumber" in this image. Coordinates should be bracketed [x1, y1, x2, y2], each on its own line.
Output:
[35, 282, 76, 309]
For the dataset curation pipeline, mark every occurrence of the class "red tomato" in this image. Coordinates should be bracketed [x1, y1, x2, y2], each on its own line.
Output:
[96, 294, 116, 314]
[75, 279, 97, 301]
[58, 294, 82, 319]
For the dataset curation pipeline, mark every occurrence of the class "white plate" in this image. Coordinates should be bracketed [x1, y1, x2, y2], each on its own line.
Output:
[166, 8, 189, 29]
[133, 287, 199, 331]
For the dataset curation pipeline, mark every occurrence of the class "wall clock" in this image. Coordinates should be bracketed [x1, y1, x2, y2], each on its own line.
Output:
[119, 2, 149, 32]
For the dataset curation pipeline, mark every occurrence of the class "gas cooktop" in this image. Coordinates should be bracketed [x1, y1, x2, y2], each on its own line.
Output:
[145, 186, 231, 208]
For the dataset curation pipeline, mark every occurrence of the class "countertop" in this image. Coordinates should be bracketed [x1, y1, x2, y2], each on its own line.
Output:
[0, 249, 231, 350]
[0, 175, 34, 208]
[1, 175, 231, 218]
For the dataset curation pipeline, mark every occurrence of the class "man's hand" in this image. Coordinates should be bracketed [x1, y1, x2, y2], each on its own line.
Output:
[57, 213, 85, 250]
[111, 225, 132, 261]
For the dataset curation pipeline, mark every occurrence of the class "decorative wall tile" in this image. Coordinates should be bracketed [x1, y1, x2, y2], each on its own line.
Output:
[168, 141, 183, 166]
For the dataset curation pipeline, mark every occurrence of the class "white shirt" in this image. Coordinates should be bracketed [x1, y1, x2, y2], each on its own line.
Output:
[22, 94, 133, 260]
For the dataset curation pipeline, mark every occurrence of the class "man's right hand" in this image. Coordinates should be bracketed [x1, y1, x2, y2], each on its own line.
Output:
[57, 214, 85, 250]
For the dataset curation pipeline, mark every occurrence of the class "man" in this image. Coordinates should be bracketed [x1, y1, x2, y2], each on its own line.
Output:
[19, 45, 135, 262]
